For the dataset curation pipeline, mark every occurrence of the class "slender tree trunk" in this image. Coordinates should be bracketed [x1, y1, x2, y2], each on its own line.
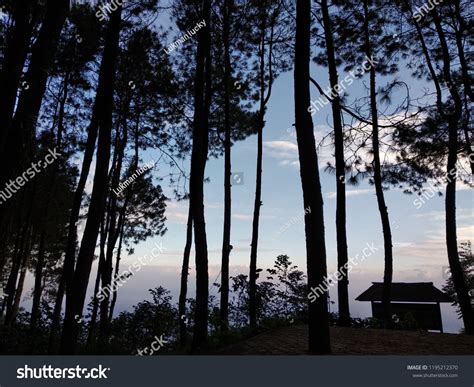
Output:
[10, 233, 34, 324]
[60, 6, 122, 354]
[220, 0, 232, 331]
[411, 3, 474, 334]
[432, 10, 474, 335]
[0, 0, 33, 155]
[0, 218, 23, 311]
[179, 204, 193, 346]
[294, 0, 330, 354]
[3, 193, 34, 323]
[320, 0, 350, 326]
[31, 88, 65, 331]
[249, 112, 263, 327]
[30, 231, 46, 329]
[49, 88, 102, 352]
[87, 251, 103, 348]
[445, 118, 474, 334]
[191, 0, 211, 351]
[249, 4, 269, 327]
[2, 224, 27, 318]
[98, 141, 124, 346]
[87, 216, 108, 349]
[453, 0, 473, 103]
[362, 0, 393, 324]
[451, 2, 474, 174]
[109, 220, 125, 322]
[3, 0, 69, 186]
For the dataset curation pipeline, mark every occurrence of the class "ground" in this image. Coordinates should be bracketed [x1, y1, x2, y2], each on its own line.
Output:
[214, 325, 474, 355]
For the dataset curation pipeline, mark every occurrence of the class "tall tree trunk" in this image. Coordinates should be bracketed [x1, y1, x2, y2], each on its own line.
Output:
[31, 89, 65, 331]
[3, 192, 34, 323]
[411, 2, 474, 334]
[294, 0, 330, 354]
[451, 1, 474, 174]
[60, 6, 122, 354]
[249, 2, 272, 327]
[109, 220, 125, 322]
[48, 69, 102, 355]
[431, 10, 474, 335]
[3, 0, 69, 187]
[320, 0, 350, 326]
[98, 123, 127, 346]
[445, 118, 474, 334]
[249, 118, 264, 327]
[191, 0, 211, 351]
[363, 0, 393, 324]
[0, 0, 33, 155]
[87, 217, 107, 349]
[86, 251, 103, 349]
[30, 230, 46, 329]
[10, 233, 34, 324]
[220, 0, 232, 331]
[179, 204, 193, 346]
[453, 0, 473, 103]
[2, 225, 26, 318]
[0, 216, 23, 316]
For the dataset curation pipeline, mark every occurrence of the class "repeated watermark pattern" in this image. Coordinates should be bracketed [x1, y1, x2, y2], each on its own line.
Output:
[96, 241, 166, 302]
[0, 148, 61, 205]
[308, 242, 378, 303]
[307, 56, 378, 116]
[413, 155, 474, 210]
[136, 335, 167, 356]
[231, 172, 244, 186]
[413, 0, 444, 22]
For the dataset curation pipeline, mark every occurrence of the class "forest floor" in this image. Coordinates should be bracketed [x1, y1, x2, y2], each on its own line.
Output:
[213, 325, 474, 355]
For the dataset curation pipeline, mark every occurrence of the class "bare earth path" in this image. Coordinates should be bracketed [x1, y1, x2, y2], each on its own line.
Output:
[215, 325, 474, 355]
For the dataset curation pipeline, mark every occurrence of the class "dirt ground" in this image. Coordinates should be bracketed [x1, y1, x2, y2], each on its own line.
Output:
[214, 325, 474, 355]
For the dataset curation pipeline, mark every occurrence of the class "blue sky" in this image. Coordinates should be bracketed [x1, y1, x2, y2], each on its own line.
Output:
[98, 57, 473, 333]
[17, 8, 472, 334]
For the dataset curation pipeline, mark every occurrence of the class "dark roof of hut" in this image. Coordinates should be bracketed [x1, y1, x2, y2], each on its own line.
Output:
[355, 282, 452, 303]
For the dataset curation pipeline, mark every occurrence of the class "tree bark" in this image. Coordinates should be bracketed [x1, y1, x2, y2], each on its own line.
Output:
[363, 0, 393, 324]
[411, 3, 474, 335]
[220, 0, 232, 331]
[98, 118, 127, 346]
[60, 6, 122, 354]
[191, 0, 212, 351]
[49, 81, 102, 353]
[432, 10, 474, 335]
[30, 230, 46, 329]
[4, 0, 69, 186]
[294, 0, 330, 354]
[0, 0, 34, 156]
[8, 229, 34, 325]
[249, 1, 273, 327]
[108, 220, 125, 322]
[320, 0, 350, 326]
[179, 204, 193, 346]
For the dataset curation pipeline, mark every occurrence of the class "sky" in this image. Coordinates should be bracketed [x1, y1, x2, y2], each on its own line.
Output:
[99, 59, 472, 333]
[17, 6, 473, 334]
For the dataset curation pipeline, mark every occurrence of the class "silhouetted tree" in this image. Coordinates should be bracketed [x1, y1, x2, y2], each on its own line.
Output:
[294, 0, 330, 354]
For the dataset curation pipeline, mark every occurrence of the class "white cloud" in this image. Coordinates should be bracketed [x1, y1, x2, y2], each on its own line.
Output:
[326, 188, 373, 199]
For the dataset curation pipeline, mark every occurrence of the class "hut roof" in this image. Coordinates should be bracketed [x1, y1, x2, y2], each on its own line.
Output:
[355, 282, 452, 303]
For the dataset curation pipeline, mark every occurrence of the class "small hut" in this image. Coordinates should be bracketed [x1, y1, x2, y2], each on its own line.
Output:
[356, 282, 452, 332]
